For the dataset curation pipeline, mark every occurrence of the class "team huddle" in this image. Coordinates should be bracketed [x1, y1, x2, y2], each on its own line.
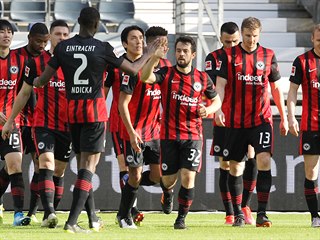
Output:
[0, 6, 319, 234]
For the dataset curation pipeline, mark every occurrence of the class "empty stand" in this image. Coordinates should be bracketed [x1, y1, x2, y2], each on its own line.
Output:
[10, 0, 46, 22]
[117, 18, 149, 33]
[54, 0, 91, 22]
[97, 0, 135, 23]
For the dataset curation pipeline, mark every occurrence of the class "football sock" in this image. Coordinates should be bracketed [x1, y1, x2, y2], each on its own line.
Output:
[304, 178, 319, 218]
[219, 168, 233, 216]
[67, 169, 92, 225]
[242, 158, 257, 208]
[53, 175, 64, 209]
[256, 170, 271, 213]
[9, 173, 24, 213]
[85, 188, 98, 223]
[140, 171, 156, 186]
[0, 167, 10, 197]
[228, 174, 243, 216]
[118, 183, 138, 219]
[39, 169, 55, 219]
[177, 186, 194, 220]
[27, 172, 40, 216]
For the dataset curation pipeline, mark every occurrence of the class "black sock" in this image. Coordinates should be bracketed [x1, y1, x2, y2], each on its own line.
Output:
[85, 188, 98, 223]
[118, 183, 138, 219]
[53, 175, 64, 210]
[140, 171, 156, 186]
[9, 173, 24, 213]
[27, 172, 40, 216]
[39, 169, 55, 219]
[242, 158, 257, 208]
[219, 168, 233, 216]
[67, 169, 92, 225]
[228, 174, 243, 216]
[304, 178, 319, 218]
[256, 170, 271, 213]
[177, 186, 194, 221]
[0, 167, 10, 197]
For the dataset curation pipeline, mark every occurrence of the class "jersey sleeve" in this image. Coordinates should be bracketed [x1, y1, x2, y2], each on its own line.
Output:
[289, 57, 302, 85]
[269, 53, 281, 82]
[204, 75, 217, 99]
[24, 58, 36, 86]
[48, 44, 61, 70]
[105, 65, 115, 87]
[214, 50, 228, 80]
[154, 66, 168, 84]
[120, 74, 138, 95]
[104, 42, 124, 68]
[205, 52, 217, 85]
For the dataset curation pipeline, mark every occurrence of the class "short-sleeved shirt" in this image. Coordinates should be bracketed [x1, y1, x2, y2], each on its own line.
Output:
[215, 43, 281, 128]
[155, 66, 217, 140]
[289, 49, 320, 131]
[48, 34, 124, 123]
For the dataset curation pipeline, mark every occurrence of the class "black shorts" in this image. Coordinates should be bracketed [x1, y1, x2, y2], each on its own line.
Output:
[210, 126, 225, 157]
[223, 123, 273, 162]
[160, 139, 202, 175]
[111, 131, 124, 157]
[70, 122, 106, 154]
[34, 127, 72, 162]
[0, 128, 22, 160]
[300, 131, 320, 155]
[20, 126, 36, 154]
[123, 139, 160, 167]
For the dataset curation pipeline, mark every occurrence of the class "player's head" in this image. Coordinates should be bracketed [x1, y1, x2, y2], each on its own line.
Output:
[78, 7, 100, 33]
[240, 17, 261, 52]
[145, 26, 168, 44]
[0, 20, 14, 48]
[175, 36, 196, 69]
[28, 22, 50, 56]
[312, 23, 320, 55]
[121, 25, 144, 58]
[220, 22, 240, 49]
[50, 20, 70, 49]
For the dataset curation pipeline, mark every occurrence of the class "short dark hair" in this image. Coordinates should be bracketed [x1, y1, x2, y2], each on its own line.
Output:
[220, 22, 239, 35]
[78, 7, 100, 28]
[145, 26, 168, 43]
[50, 19, 69, 33]
[175, 36, 196, 53]
[120, 25, 144, 44]
[0, 20, 14, 34]
[29, 22, 49, 36]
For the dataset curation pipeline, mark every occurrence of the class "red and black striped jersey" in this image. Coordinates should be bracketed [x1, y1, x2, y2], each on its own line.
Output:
[48, 35, 124, 123]
[289, 49, 320, 131]
[155, 66, 217, 140]
[120, 71, 161, 142]
[205, 47, 224, 85]
[0, 50, 26, 130]
[215, 44, 281, 128]
[25, 51, 68, 132]
[12, 46, 37, 127]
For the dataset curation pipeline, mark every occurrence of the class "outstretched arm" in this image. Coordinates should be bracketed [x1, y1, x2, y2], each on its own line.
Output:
[33, 65, 56, 87]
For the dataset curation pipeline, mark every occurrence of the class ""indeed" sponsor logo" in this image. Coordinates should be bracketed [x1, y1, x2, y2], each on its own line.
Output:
[145, 88, 161, 97]
[236, 73, 262, 82]
[0, 79, 17, 86]
[311, 80, 320, 89]
[49, 80, 65, 88]
[172, 91, 198, 105]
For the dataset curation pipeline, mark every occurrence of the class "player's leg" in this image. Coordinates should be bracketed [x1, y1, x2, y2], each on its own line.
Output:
[0, 163, 9, 224]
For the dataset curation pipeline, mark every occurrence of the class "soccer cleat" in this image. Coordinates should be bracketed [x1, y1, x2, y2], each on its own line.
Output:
[41, 213, 58, 228]
[242, 206, 255, 225]
[64, 222, 91, 234]
[118, 217, 137, 229]
[256, 212, 272, 227]
[224, 215, 234, 225]
[161, 191, 173, 214]
[30, 214, 39, 223]
[89, 217, 104, 232]
[232, 214, 245, 227]
[0, 204, 4, 224]
[131, 207, 144, 226]
[13, 212, 31, 226]
[311, 217, 320, 228]
[174, 218, 187, 230]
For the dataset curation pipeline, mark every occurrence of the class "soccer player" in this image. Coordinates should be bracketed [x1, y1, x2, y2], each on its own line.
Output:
[205, 22, 257, 225]
[141, 36, 221, 229]
[16, 7, 162, 233]
[287, 23, 320, 228]
[214, 17, 288, 227]
[0, 19, 30, 226]
[13, 23, 50, 223]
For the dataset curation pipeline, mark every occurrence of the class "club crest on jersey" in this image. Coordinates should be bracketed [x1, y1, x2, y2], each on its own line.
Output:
[291, 66, 296, 76]
[256, 61, 265, 70]
[10, 66, 19, 74]
[205, 60, 212, 71]
[121, 75, 130, 85]
[216, 60, 222, 70]
[24, 66, 30, 77]
[193, 82, 202, 92]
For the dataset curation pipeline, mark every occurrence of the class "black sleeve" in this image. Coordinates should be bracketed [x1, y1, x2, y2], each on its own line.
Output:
[214, 50, 228, 80]
[289, 57, 302, 85]
[205, 52, 217, 85]
[154, 66, 169, 84]
[105, 65, 115, 87]
[269, 53, 281, 82]
[104, 42, 125, 68]
[204, 75, 217, 99]
[24, 58, 37, 86]
[120, 74, 138, 95]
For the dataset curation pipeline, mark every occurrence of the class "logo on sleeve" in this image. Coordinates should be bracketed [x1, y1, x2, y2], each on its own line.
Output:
[291, 66, 296, 76]
[121, 75, 130, 85]
[24, 66, 30, 77]
[205, 60, 212, 71]
[216, 60, 222, 70]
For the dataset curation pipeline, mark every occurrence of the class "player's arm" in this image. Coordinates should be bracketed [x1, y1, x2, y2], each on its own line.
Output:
[287, 82, 299, 137]
[2, 82, 33, 139]
[214, 76, 227, 127]
[33, 65, 56, 87]
[270, 80, 289, 136]
[118, 92, 143, 153]
[140, 55, 160, 84]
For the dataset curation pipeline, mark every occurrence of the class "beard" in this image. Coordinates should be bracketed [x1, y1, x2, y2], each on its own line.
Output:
[177, 59, 190, 69]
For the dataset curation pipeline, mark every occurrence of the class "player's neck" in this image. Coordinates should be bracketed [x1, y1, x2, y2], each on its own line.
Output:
[126, 52, 141, 62]
[176, 65, 192, 74]
[314, 48, 320, 57]
[0, 47, 9, 58]
[241, 42, 258, 53]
